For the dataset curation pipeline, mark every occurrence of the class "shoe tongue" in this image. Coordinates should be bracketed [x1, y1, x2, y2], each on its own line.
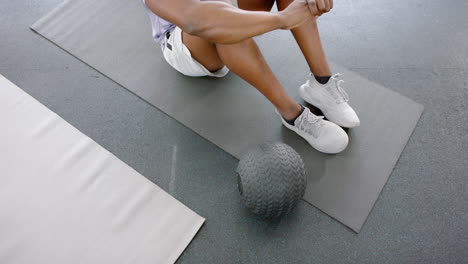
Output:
[295, 108, 324, 137]
[325, 80, 346, 103]
[295, 108, 315, 126]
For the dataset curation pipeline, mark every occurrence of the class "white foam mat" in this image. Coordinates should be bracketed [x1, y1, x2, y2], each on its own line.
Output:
[0, 74, 204, 264]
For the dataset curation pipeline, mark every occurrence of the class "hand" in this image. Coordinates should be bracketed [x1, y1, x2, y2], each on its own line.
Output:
[278, 0, 318, 30]
[308, 0, 333, 17]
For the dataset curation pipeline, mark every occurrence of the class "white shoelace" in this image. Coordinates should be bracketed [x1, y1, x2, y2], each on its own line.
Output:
[296, 108, 324, 137]
[329, 73, 350, 104]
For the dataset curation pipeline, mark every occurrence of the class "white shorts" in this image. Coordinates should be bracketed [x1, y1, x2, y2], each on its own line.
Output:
[161, 27, 229, 78]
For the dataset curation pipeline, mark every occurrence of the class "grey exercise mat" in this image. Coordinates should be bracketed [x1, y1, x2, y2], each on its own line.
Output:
[31, 0, 423, 232]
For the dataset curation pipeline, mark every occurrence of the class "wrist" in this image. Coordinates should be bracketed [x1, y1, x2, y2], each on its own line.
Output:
[276, 11, 286, 30]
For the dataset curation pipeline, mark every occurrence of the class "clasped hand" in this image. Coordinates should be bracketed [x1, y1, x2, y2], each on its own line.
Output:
[279, 0, 334, 30]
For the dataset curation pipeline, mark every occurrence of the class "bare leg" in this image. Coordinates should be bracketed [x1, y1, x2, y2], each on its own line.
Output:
[215, 39, 301, 119]
[183, 31, 300, 119]
[181, 0, 300, 119]
[276, 0, 332, 77]
[182, 32, 225, 72]
[238, 0, 275, 12]
[181, 2, 301, 119]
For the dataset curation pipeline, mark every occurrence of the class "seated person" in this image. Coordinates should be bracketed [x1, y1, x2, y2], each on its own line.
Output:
[142, 0, 360, 154]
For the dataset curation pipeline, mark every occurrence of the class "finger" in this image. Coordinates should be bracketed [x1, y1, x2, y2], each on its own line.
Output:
[315, 0, 326, 12]
[330, 0, 334, 10]
[307, 0, 319, 16]
[324, 0, 331, 12]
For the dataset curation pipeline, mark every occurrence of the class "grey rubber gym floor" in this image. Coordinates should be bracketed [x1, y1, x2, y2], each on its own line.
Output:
[1, 0, 466, 263]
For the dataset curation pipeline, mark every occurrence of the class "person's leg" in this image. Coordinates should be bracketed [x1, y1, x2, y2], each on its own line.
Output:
[275, 0, 360, 128]
[183, 31, 301, 119]
[238, 0, 275, 11]
[182, 31, 348, 153]
[181, 32, 225, 72]
[181, 0, 301, 119]
[180, 0, 348, 152]
[276, 0, 332, 79]
[215, 39, 301, 119]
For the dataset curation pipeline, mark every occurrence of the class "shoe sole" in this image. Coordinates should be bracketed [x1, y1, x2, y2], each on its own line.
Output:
[279, 117, 348, 154]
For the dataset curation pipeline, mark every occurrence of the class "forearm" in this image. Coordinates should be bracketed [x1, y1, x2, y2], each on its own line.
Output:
[185, 2, 283, 44]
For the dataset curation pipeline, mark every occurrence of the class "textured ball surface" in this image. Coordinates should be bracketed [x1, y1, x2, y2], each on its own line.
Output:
[236, 142, 306, 219]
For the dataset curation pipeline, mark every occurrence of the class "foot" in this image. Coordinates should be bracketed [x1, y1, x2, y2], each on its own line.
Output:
[279, 107, 349, 154]
[299, 73, 360, 128]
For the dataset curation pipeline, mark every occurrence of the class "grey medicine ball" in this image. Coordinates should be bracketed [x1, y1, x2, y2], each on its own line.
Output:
[236, 142, 306, 219]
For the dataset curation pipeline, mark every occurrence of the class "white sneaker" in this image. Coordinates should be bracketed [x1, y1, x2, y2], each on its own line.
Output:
[279, 107, 349, 154]
[299, 73, 360, 128]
